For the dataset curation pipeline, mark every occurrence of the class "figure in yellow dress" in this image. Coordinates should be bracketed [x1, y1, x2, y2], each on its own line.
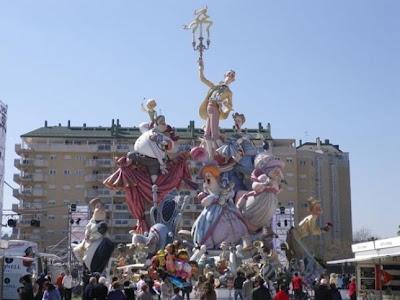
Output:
[198, 58, 235, 154]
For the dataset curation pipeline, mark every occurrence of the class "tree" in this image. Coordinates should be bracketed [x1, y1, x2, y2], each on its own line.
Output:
[353, 227, 378, 243]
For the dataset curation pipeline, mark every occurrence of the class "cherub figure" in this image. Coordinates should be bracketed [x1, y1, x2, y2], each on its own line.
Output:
[141, 98, 157, 125]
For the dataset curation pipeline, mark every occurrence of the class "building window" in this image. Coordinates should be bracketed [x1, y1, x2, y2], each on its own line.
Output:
[75, 155, 86, 161]
[49, 169, 56, 175]
[286, 157, 293, 163]
[47, 200, 56, 205]
[64, 155, 72, 160]
[48, 184, 56, 190]
[50, 155, 56, 160]
[75, 185, 84, 190]
[64, 170, 71, 176]
[48, 215, 55, 220]
[74, 170, 84, 176]
[63, 200, 70, 205]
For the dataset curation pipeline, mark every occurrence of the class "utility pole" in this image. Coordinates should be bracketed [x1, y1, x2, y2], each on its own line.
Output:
[67, 205, 72, 271]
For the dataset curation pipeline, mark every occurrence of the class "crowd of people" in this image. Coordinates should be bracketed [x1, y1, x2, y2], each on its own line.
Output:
[17, 267, 357, 300]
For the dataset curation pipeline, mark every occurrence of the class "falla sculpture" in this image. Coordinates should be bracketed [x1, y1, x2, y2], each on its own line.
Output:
[69, 7, 335, 286]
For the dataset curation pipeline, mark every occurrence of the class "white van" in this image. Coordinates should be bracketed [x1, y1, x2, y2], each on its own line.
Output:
[0, 240, 41, 300]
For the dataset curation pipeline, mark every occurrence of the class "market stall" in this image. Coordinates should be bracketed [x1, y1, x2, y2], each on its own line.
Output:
[328, 236, 400, 300]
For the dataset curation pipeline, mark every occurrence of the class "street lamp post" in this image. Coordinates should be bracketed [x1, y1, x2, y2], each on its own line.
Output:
[184, 7, 213, 63]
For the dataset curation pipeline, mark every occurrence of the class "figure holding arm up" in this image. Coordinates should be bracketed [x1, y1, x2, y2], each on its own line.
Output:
[198, 58, 235, 146]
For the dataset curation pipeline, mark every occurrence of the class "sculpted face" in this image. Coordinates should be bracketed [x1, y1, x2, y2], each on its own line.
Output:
[311, 203, 322, 216]
[268, 167, 284, 181]
[204, 172, 220, 194]
[224, 70, 236, 85]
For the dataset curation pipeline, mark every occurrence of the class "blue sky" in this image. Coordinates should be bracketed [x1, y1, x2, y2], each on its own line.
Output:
[1, 1, 399, 238]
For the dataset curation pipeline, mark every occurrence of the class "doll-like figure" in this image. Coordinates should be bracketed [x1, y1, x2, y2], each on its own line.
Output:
[296, 197, 332, 239]
[216, 112, 257, 190]
[141, 98, 158, 125]
[198, 59, 235, 157]
[129, 115, 175, 183]
[191, 164, 248, 249]
[73, 198, 114, 272]
[165, 243, 176, 274]
[236, 152, 285, 233]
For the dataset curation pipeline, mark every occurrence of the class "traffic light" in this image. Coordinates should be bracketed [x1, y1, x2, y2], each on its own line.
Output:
[30, 220, 40, 227]
[7, 219, 17, 227]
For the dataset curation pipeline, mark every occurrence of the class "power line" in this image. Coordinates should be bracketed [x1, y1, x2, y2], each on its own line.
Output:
[4, 180, 16, 190]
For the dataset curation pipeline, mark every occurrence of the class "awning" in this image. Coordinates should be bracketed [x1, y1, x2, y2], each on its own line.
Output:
[117, 263, 145, 271]
[328, 251, 400, 265]
[39, 253, 61, 260]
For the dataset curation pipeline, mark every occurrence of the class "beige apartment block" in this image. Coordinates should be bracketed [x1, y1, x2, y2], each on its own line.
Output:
[12, 120, 351, 259]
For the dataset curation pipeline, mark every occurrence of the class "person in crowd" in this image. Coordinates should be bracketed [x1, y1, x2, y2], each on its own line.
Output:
[200, 277, 217, 300]
[329, 277, 342, 300]
[274, 285, 289, 300]
[171, 287, 184, 300]
[242, 273, 253, 300]
[42, 281, 61, 300]
[136, 274, 146, 293]
[137, 284, 153, 300]
[181, 279, 192, 300]
[107, 282, 126, 300]
[123, 280, 136, 300]
[194, 275, 206, 298]
[35, 274, 47, 300]
[234, 271, 246, 300]
[55, 272, 65, 300]
[315, 278, 332, 300]
[92, 277, 108, 300]
[18, 274, 34, 300]
[160, 277, 173, 300]
[84, 277, 97, 300]
[252, 276, 271, 300]
[348, 276, 356, 300]
[62, 270, 73, 300]
[291, 272, 303, 300]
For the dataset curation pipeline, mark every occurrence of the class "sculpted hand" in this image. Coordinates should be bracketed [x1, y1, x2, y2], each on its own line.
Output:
[198, 59, 204, 71]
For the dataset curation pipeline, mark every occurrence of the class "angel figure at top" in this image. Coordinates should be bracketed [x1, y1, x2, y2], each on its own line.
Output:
[141, 98, 158, 125]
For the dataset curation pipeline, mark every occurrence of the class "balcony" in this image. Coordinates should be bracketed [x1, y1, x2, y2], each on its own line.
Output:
[15, 144, 32, 155]
[14, 173, 48, 184]
[85, 159, 113, 168]
[13, 188, 46, 199]
[112, 219, 137, 227]
[85, 188, 111, 198]
[113, 144, 132, 153]
[27, 143, 99, 153]
[182, 219, 194, 227]
[84, 173, 110, 182]
[114, 190, 125, 197]
[14, 159, 48, 169]
[183, 204, 203, 213]
[112, 234, 131, 242]
[112, 204, 128, 211]
[97, 144, 112, 152]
